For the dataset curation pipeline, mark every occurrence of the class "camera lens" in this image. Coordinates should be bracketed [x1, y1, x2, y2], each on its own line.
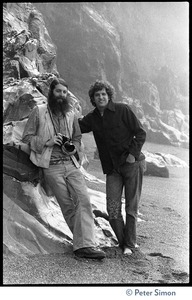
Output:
[64, 141, 75, 152]
[62, 135, 68, 144]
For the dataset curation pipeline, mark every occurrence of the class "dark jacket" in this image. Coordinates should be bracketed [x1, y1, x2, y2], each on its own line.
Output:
[78, 101, 146, 174]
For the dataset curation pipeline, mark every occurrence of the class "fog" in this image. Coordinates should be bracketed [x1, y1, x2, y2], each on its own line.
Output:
[112, 2, 189, 78]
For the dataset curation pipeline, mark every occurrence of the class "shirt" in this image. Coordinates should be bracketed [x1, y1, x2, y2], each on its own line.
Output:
[50, 112, 72, 160]
[78, 101, 146, 174]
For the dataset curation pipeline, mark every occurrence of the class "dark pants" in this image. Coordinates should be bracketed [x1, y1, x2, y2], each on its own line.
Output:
[106, 160, 145, 249]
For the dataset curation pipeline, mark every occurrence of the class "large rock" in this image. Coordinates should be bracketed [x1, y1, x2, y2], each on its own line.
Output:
[144, 152, 169, 178]
[3, 174, 117, 256]
[161, 109, 189, 137]
[123, 96, 189, 148]
[3, 79, 46, 123]
[143, 151, 189, 178]
[3, 3, 57, 81]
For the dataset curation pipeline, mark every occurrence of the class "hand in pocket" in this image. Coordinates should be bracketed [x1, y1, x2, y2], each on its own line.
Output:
[126, 153, 135, 163]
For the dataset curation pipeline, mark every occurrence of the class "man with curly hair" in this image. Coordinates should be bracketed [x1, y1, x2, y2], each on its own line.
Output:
[78, 80, 146, 255]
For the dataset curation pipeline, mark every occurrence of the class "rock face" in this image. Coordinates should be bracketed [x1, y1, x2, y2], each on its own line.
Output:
[34, 2, 123, 111]
[4, 2, 189, 148]
[3, 3, 189, 257]
[3, 174, 117, 256]
[33, 2, 189, 148]
[3, 3, 57, 80]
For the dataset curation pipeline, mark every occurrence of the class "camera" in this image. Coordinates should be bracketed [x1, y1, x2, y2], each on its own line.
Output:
[62, 135, 75, 152]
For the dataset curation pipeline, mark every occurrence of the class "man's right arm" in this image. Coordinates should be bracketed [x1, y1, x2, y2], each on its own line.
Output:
[22, 106, 46, 154]
[78, 114, 92, 133]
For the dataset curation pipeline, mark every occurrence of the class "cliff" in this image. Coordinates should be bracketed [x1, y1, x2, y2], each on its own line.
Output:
[4, 2, 189, 148]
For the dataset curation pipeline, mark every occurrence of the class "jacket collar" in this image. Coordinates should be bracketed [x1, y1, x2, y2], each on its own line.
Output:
[106, 100, 115, 112]
[94, 100, 115, 116]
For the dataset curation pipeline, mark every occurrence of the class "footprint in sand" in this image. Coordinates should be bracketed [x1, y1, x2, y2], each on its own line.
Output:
[163, 207, 181, 217]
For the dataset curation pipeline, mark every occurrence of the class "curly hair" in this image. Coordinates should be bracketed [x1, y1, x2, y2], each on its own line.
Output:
[88, 80, 115, 107]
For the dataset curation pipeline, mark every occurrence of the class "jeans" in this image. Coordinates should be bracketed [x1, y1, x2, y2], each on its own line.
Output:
[43, 161, 96, 251]
[106, 160, 145, 249]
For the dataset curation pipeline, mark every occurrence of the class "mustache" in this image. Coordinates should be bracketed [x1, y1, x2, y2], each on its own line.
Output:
[55, 96, 67, 101]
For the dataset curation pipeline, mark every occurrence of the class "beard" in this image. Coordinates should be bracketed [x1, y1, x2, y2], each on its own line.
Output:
[48, 95, 71, 115]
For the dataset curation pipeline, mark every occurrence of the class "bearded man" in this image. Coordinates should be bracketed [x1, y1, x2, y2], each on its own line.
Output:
[22, 77, 106, 259]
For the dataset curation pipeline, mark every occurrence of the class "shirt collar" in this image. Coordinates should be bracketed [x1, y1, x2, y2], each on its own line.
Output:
[106, 100, 115, 111]
[94, 100, 115, 115]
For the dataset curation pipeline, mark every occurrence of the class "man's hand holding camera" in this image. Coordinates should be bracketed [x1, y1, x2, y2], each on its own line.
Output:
[45, 133, 76, 156]
[45, 133, 63, 147]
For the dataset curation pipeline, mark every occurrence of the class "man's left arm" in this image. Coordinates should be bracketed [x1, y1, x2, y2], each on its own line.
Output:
[125, 106, 146, 160]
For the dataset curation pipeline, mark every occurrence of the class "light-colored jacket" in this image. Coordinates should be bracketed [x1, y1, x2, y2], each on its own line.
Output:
[22, 104, 81, 168]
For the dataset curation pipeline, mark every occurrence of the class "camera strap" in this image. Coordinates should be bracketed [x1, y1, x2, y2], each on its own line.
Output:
[47, 105, 71, 139]
[47, 105, 58, 136]
[64, 115, 72, 141]
[47, 105, 80, 168]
